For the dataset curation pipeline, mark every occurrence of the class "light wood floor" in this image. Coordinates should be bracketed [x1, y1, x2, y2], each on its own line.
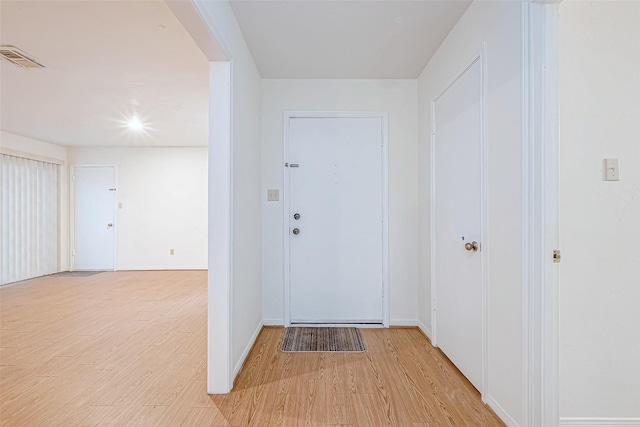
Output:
[0, 271, 504, 426]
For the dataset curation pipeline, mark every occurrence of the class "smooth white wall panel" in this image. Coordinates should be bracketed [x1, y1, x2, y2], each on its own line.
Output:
[1, 131, 68, 162]
[68, 147, 207, 270]
[194, 0, 264, 381]
[261, 79, 419, 325]
[559, 1, 640, 420]
[417, 2, 524, 424]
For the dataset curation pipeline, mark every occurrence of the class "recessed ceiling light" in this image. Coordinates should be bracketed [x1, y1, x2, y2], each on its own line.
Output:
[128, 116, 144, 131]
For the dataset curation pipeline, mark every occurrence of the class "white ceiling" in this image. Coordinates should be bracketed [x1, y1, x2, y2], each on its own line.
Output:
[0, 0, 470, 149]
[229, 0, 472, 79]
[0, 1, 209, 148]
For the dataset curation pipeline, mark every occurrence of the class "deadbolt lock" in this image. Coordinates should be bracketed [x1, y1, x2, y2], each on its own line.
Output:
[292, 228, 300, 235]
[293, 213, 300, 220]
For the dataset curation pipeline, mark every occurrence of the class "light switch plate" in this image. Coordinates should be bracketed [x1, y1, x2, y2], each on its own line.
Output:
[267, 189, 280, 201]
[603, 158, 620, 181]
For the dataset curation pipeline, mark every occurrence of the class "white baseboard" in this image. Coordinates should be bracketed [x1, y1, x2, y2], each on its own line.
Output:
[116, 266, 207, 271]
[265, 319, 428, 329]
[417, 321, 432, 340]
[233, 322, 263, 379]
[389, 319, 418, 327]
[292, 323, 384, 328]
[485, 395, 519, 427]
[560, 418, 640, 427]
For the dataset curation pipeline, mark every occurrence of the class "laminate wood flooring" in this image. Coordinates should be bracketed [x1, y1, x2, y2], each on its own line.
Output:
[0, 271, 504, 426]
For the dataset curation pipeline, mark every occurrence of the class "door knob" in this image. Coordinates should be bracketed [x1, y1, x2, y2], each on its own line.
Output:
[464, 241, 479, 251]
[292, 228, 300, 235]
[293, 213, 300, 220]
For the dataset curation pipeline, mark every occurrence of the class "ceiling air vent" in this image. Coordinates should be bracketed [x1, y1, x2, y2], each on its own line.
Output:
[0, 45, 45, 69]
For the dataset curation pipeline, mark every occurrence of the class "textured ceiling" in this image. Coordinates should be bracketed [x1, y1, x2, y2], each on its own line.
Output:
[0, 1, 209, 147]
[229, 0, 471, 79]
[0, 0, 470, 148]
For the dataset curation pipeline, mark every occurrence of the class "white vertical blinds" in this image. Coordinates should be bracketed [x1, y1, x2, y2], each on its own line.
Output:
[1, 154, 58, 285]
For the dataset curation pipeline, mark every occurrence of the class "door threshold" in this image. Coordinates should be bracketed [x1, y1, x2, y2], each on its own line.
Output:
[288, 323, 385, 328]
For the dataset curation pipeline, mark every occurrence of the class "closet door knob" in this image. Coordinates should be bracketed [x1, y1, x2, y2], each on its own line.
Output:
[464, 241, 478, 251]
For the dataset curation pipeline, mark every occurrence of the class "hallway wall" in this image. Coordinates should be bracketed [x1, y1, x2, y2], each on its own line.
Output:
[417, 1, 525, 424]
[260, 79, 419, 326]
[194, 0, 264, 389]
[559, 1, 640, 422]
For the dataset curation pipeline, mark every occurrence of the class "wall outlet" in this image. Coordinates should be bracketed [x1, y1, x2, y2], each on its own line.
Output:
[170, 249, 174, 255]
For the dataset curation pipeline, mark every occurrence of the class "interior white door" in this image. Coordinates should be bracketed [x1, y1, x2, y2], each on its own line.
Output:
[73, 166, 116, 270]
[433, 60, 483, 390]
[288, 116, 383, 324]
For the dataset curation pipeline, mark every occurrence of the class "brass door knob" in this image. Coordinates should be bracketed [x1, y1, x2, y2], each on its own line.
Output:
[464, 241, 479, 251]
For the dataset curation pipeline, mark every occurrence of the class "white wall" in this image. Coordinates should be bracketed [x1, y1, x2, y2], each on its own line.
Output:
[194, 0, 263, 381]
[261, 79, 419, 325]
[1, 131, 68, 162]
[417, 2, 524, 424]
[559, 1, 640, 422]
[68, 147, 207, 270]
[0, 131, 70, 272]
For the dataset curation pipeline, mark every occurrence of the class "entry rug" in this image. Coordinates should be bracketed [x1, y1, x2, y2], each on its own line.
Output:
[280, 327, 366, 352]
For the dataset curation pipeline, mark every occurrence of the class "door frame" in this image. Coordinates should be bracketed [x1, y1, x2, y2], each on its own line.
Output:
[430, 49, 488, 397]
[69, 164, 117, 272]
[522, 2, 560, 425]
[283, 111, 389, 327]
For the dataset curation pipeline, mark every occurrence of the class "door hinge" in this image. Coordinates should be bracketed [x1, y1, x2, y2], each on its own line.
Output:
[72, 250, 75, 257]
[553, 250, 561, 263]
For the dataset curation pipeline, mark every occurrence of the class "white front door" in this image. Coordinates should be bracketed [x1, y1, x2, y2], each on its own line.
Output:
[433, 59, 483, 391]
[287, 115, 385, 324]
[72, 166, 116, 270]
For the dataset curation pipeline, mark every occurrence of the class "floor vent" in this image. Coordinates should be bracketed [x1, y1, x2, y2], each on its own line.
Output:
[0, 45, 45, 68]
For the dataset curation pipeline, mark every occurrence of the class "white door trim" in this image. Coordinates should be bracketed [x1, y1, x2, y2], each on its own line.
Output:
[430, 48, 489, 398]
[283, 111, 389, 328]
[522, 2, 560, 426]
[69, 164, 117, 272]
[207, 60, 233, 394]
